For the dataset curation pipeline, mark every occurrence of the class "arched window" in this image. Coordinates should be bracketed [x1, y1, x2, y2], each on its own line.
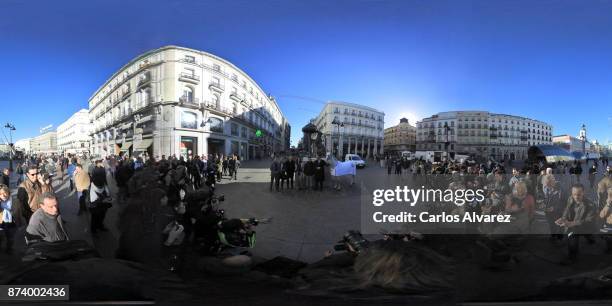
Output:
[209, 117, 224, 133]
[140, 87, 151, 107]
[212, 94, 220, 109]
[182, 86, 194, 102]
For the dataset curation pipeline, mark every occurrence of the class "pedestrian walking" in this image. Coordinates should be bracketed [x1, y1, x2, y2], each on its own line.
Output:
[284, 156, 296, 189]
[74, 164, 90, 215]
[589, 164, 597, 190]
[228, 155, 236, 181]
[270, 157, 281, 192]
[67, 159, 77, 191]
[303, 157, 315, 190]
[15, 165, 43, 225]
[0, 184, 16, 254]
[1, 168, 9, 187]
[222, 156, 229, 176]
[89, 160, 111, 234]
[16, 162, 24, 185]
[314, 156, 327, 191]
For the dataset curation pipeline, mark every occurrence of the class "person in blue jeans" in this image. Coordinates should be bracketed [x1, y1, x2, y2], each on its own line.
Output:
[66, 159, 77, 191]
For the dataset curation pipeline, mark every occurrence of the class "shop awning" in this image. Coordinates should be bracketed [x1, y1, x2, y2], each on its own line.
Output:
[120, 142, 133, 152]
[133, 139, 153, 151]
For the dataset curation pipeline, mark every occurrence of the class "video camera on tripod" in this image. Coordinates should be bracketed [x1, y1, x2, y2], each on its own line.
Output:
[333, 230, 369, 254]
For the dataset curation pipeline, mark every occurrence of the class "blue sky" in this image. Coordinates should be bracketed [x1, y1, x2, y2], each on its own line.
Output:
[1, 0, 611, 147]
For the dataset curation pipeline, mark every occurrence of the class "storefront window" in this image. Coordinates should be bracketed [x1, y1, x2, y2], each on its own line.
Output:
[181, 111, 197, 129]
[209, 117, 224, 133]
[180, 136, 197, 159]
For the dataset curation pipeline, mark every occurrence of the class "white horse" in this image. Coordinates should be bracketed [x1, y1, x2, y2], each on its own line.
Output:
[326, 154, 356, 190]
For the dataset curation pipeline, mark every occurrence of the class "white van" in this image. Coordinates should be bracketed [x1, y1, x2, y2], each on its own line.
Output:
[401, 151, 414, 160]
[414, 151, 448, 163]
[345, 154, 366, 168]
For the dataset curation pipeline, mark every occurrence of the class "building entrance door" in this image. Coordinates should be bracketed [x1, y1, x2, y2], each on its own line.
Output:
[180, 136, 197, 159]
[207, 138, 225, 156]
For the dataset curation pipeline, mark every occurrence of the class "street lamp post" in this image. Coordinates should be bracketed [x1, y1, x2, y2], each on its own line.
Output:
[3, 123, 16, 171]
[331, 118, 344, 159]
[443, 122, 453, 161]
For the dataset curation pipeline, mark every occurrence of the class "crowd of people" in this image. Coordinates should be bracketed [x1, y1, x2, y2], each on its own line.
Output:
[382, 154, 612, 265]
[1, 150, 611, 268]
[269, 155, 329, 192]
[0, 151, 242, 254]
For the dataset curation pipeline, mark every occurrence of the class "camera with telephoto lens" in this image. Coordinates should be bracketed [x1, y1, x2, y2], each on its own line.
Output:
[333, 230, 369, 254]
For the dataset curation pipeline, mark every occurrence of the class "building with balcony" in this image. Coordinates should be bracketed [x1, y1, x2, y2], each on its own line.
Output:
[30, 131, 58, 155]
[88, 46, 290, 160]
[416, 111, 553, 161]
[384, 118, 416, 155]
[57, 109, 91, 156]
[312, 101, 384, 159]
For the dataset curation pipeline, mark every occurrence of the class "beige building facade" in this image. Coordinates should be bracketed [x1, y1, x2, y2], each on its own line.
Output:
[30, 131, 58, 155]
[417, 111, 553, 161]
[313, 101, 384, 159]
[384, 118, 416, 155]
[88, 45, 290, 160]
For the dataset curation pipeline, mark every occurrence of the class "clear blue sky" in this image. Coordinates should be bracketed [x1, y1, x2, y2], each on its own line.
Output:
[1, 0, 611, 147]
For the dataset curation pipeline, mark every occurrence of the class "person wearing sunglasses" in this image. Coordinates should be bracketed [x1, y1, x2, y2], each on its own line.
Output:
[15, 165, 43, 225]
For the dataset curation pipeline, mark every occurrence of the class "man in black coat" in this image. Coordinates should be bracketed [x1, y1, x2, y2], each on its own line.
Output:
[284, 157, 296, 189]
[303, 158, 315, 190]
[269, 157, 281, 192]
[314, 156, 327, 191]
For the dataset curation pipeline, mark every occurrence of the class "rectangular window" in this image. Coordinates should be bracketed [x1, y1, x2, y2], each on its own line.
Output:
[231, 123, 239, 136]
[181, 111, 198, 129]
[184, 55, 195, 63]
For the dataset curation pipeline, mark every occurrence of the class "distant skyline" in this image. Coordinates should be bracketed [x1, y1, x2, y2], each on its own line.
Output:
[1, 0, 611, 146]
